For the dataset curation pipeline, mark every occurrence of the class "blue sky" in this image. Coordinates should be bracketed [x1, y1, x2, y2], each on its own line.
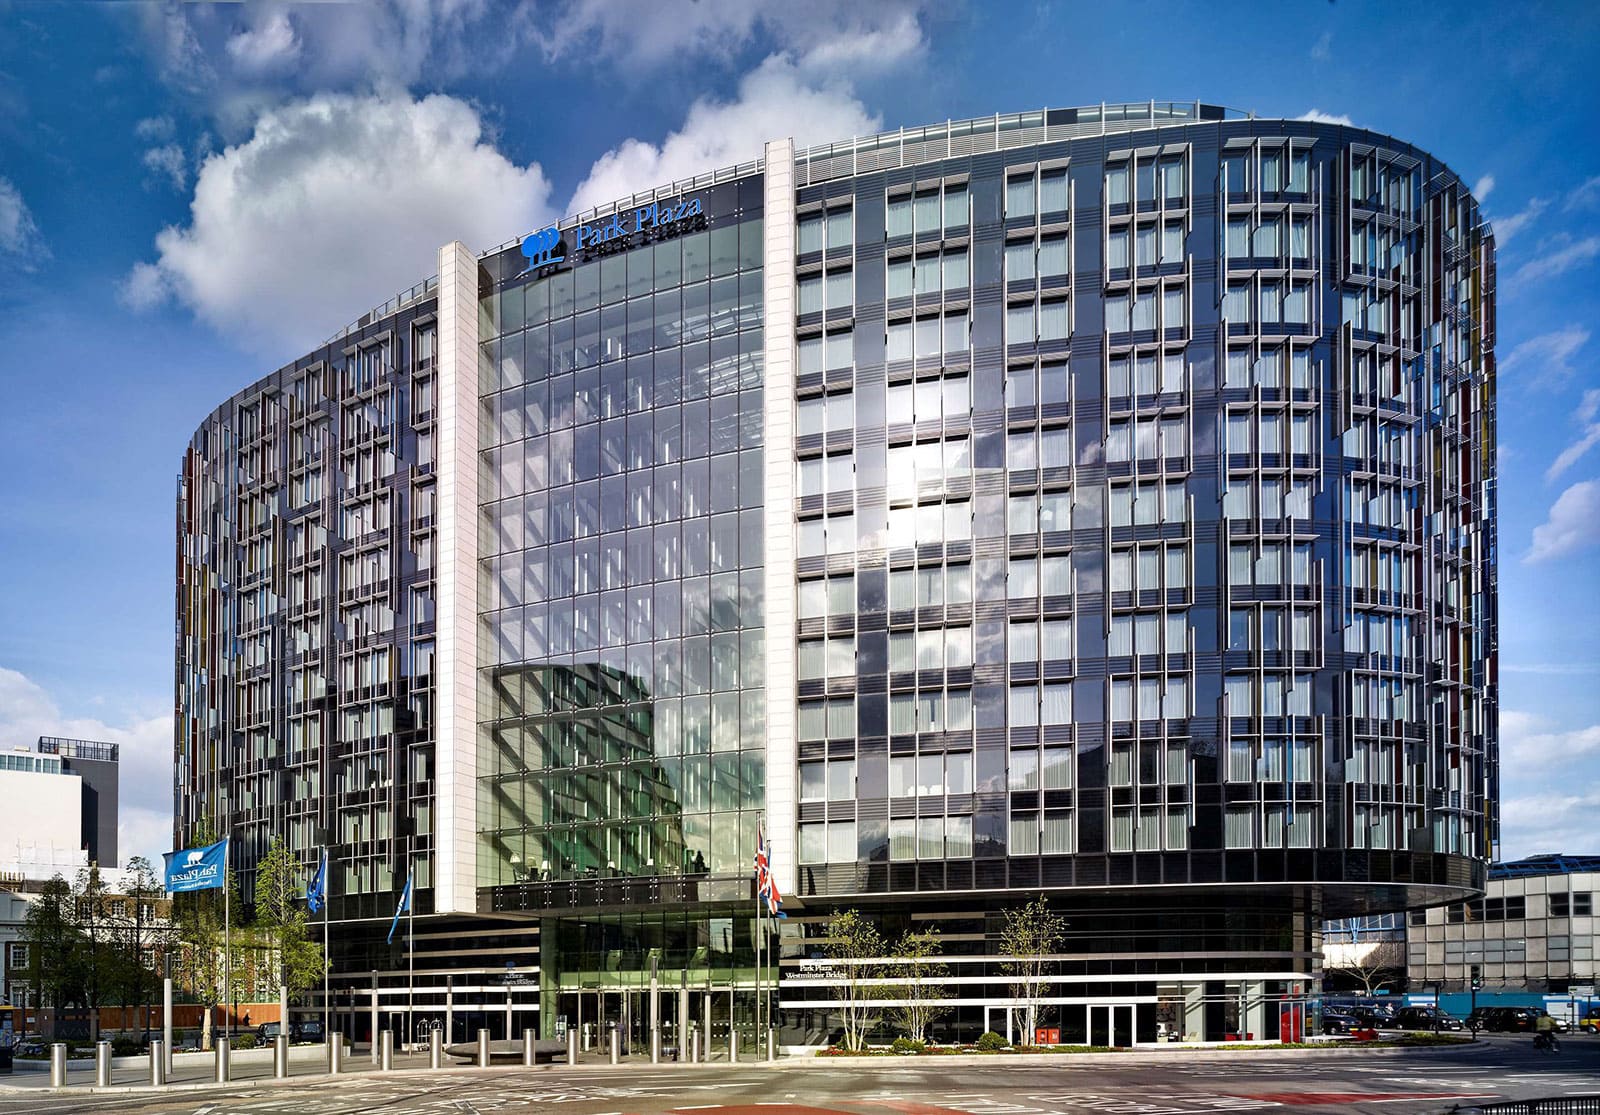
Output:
[0, 1, 1595, 868]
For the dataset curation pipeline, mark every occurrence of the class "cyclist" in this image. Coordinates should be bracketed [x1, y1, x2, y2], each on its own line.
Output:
[1534, 1011, 1560, 1053]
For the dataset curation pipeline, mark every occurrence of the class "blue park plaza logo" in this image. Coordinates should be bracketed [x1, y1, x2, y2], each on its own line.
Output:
[519, 195, 705, 275]
[520, 225, 565, 270]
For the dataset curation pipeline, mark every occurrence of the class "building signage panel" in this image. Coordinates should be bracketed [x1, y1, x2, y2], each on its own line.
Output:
[519, 195, 707, 277]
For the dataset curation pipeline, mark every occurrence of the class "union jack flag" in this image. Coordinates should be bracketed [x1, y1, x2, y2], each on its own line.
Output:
[755, 822, 785, 918]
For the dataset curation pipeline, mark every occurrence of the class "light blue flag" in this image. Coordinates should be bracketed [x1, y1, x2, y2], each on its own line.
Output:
[387, 868, 413, 945]
[163, 839, 229, 894]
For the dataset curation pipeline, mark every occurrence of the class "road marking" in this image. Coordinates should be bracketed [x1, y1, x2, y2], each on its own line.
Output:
[1239, 1094, 1499, 1106]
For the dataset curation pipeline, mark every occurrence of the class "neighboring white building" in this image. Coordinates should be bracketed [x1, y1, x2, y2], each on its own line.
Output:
[1408, 854, 1600, 994]
[0, 749, 88, 881]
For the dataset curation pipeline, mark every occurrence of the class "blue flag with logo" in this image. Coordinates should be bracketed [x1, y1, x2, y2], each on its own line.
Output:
[163, 839, 229, 893]
[387, 868, 412, 945]
[305, 848, 328, 914]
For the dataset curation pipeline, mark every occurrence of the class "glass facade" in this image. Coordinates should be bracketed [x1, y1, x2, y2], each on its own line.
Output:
[782, 115, 1495, 902]
[177, 102, 1496, 1048]
[176, 296, 442, 921]
[475, 182, 768, 889]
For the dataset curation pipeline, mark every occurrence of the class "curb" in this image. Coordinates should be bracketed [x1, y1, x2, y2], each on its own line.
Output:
[0, 1041, 1473, 1095]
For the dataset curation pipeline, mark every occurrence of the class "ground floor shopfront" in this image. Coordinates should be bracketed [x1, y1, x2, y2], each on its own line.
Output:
[317, 888, 1342, 1049]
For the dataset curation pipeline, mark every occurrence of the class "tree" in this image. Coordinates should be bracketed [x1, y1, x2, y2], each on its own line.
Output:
[253, 837, 325, 1005]
[885, 928, 951, 1043]
[112, 857, 167, 1038]
[74, 864, 113, 1040]
[171, 822, 243, 1049]
[22, 876, 85, 1025]
[1323, 937, 1406, 996]
[822, 909, 888, 1051]
[998, 896, 1067, 1044]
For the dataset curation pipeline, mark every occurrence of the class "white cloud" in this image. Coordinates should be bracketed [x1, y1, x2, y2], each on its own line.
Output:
[1473, 173, 1495, 203]
[568, 53, 879, 215]
[1547, 419, 1600, 482]
[118, 261, 168, 310]
[1498, 711, 1600, 858]
[1513, 234, 1600, 285]
[1545, 387, 1600, 484]
[1501, 710, 1600, 768]
[1526, 478, 1600, 563]
[1310, 31, 1332, 61]
[225, 10, 302, 73]
[530, 0, 926, 73]
[1502, 662, 1600, 675]
[1500, 786, 1600, 860]
[134, 115, 175, 142]
[0, 176, 46, 267]
[1500, 325, 1588, 389]
[1565, 174, 1600, 212]
[1489, 196, 1548, 245]
[123, 92, 554, 356]
[141, 142, 188, 190]
[0, 666, 174, 871]
[1297, 109, 1356, 127]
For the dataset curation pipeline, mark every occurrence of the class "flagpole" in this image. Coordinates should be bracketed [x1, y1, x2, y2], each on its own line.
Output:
[407, 850, 415, 1048]
[323, 850, 331, 1048]
[223, 838, 232, 1044]
[755, 877, 762, 1045]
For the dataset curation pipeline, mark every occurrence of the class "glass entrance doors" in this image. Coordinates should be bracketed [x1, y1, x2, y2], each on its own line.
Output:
[1088, 1004, 1134, 1047]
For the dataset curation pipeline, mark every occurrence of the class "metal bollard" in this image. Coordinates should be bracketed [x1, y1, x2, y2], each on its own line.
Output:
[476, 1028, 491, 1068]
[149, 1040, 166, 1086]
[767, 1025, 777, 1061]
[688, 1024, 699, 1063]
[429, 1028, 443, 1069]
[274, 1034, 290, 1078]
[96, 1041, 113, 1087]
[379, 1030, 394, 1071]
[650, 1027, 660, 1064]
[607, 1027, 619, 1065]
[214, 1036, 231, 1083]
[522, 1028, 536, 1066]
[566, 1028, 578, 1065]
[729, 1029, 739, 1063]
[328, 1037, 345, 1075]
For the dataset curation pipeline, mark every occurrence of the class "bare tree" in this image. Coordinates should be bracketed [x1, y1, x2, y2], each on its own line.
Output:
[998, 896, 1067, 1044]
[1323, 938, 1406, 995]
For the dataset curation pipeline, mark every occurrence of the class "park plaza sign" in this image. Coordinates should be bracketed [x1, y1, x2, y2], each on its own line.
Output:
[519, 194, 708, 277]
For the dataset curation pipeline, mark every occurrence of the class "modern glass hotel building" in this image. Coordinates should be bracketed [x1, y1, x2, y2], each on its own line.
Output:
[176, 102, 1497, 1047]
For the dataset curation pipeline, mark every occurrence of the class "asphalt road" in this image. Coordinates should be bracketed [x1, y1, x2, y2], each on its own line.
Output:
[1, 1033, 1596, 1115]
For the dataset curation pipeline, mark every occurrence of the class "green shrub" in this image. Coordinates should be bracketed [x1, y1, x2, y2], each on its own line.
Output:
[890, 1037, 926, 1055]
[111, 1038, 141, 1057]
[976, 1030, 1007, 1051]
[232, 1034, 258, 1049]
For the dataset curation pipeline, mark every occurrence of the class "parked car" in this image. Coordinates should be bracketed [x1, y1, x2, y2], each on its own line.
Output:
[1467, 1006, 1540, 1032]
[1321, 1011, 1361, 1035]
[255, 1021, 321, 1044]
[1393, 1006, 1463, 1031]
[1580, 1007, 1600, 1035]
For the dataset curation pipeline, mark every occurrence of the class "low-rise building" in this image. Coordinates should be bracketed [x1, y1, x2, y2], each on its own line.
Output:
[1407, 854, 1599, 996]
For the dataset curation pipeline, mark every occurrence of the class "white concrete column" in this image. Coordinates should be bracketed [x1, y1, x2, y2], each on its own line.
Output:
[761, 138, 799, 900]
[435, 240, 482, 914]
